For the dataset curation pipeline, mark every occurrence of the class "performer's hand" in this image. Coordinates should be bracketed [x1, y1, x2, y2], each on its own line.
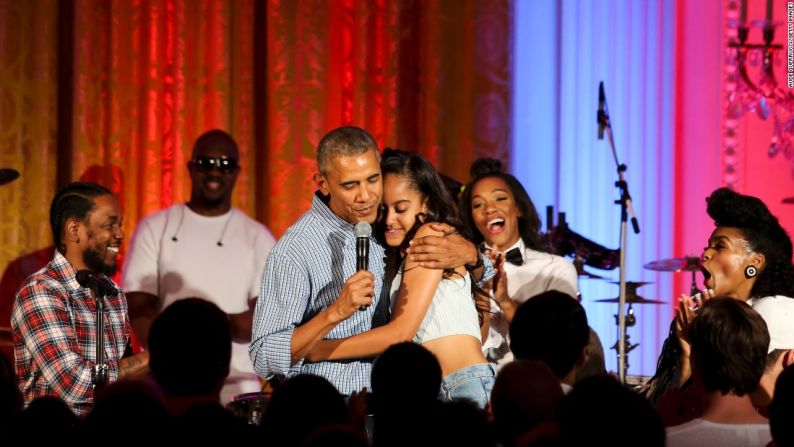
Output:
[674, 294, 695, 349]
[490, 254, 510, 306]
[673, 288, 715, 347]
[407, 223, 477, 269]
[330, 270, 375, 322]
[488, 253, 517, 322]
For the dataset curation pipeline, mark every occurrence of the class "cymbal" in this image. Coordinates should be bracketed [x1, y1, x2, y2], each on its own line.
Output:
[595, 295, 665, 305]
[0, 168, 19, 186]
[644, 256, 700, 272]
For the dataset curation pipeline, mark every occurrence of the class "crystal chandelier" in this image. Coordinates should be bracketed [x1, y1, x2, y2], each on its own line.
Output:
[725, 2, 794, 172]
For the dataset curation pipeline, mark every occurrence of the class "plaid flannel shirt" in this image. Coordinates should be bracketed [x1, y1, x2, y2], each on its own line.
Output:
[11, 250, 129, 416]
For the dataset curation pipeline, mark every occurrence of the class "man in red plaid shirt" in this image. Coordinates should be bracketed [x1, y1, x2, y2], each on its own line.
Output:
[11, 182, 149, 415]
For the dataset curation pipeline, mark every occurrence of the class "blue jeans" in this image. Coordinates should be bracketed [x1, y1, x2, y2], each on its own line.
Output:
[438, 363, 496, 410]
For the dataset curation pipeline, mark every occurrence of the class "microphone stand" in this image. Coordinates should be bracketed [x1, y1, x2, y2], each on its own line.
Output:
[598, 82, 640, 384]
[89, 282, 108, 390]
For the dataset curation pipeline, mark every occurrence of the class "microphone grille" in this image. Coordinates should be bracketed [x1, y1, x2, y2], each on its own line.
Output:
[354, 222, 372, 238]
[75, 270, 95, 289]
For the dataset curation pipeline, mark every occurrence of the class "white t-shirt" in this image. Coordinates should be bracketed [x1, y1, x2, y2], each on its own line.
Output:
[122, 204, 276, 403]
[481, 238, 579, 368]
[666, 418, 771, 447]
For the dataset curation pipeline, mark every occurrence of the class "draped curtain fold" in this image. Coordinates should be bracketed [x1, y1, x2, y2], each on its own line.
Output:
[262, 0, 512, 231]
[0, 1, 58, 266]
[0, 0, 59, 357]
[0, 0, 511, 328]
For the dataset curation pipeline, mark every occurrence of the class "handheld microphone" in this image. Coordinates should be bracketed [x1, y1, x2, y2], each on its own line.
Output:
[597, 82, 607, 140]
[354, 222, 371, 311]
[354, 222, 371, 271]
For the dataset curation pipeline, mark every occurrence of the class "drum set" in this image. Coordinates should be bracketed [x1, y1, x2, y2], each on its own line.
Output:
[545, 208, 702, 374]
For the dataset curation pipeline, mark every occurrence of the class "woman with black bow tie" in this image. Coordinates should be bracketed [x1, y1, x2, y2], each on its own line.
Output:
[460, 158, 579, 369]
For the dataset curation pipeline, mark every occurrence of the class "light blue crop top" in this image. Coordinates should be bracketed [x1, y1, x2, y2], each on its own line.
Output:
[389, 267, 482, 344]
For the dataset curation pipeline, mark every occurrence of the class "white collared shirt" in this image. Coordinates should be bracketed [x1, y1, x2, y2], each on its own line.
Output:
[481, 238, 579, 368]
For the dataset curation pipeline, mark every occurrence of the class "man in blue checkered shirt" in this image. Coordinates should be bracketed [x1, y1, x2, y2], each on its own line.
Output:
[250, 127, 487, 395]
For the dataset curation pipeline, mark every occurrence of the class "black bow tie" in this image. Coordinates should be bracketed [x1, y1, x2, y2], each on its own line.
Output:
[504, 247, 523, 266]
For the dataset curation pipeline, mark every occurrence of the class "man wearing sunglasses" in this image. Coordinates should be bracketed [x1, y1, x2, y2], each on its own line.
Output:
[122, 129, 276, 405]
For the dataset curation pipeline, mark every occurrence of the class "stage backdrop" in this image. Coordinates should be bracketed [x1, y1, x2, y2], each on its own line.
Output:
[3, 0, 793, 377]
[513, 0, 794, 377]
[0, 0, 512, 333]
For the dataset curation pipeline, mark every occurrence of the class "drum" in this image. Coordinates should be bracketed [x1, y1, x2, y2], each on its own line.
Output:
[226, 392, 271, 426]
[625, 375, 652, 394]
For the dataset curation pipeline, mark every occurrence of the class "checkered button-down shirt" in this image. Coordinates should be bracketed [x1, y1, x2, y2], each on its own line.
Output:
[250, 193, 389, 395]
[11, 250, 129, 416]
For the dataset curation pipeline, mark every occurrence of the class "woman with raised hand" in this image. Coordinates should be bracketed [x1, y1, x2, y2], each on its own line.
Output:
[647, 187, 794, 422]
[308, 149, 495, 409]
[459, 158, 579, 369]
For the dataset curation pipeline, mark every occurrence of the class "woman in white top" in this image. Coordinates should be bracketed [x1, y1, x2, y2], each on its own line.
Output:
[459, 158, 579, 368]
[308, 149, 495, 408]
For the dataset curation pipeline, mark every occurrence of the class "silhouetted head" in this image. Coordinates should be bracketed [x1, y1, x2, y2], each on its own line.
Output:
[510, 291, 589, 380]
[260, 374, 349, 445]
[558, 375, 664, 447]
[689, 297, 769, 396]
[490, 360, 563, 447]
[770, 365, 794, 447]
[371, 341, 442, 412]
[149, 298, 231, 397]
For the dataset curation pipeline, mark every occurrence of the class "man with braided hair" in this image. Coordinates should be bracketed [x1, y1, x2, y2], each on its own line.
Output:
[12, 182, 149, 415]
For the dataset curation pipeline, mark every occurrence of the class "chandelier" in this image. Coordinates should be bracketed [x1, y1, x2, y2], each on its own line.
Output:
[725, 1, 794, 174]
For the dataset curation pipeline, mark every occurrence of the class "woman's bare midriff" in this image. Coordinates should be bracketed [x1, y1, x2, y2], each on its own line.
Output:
[421, 334, 488, 377]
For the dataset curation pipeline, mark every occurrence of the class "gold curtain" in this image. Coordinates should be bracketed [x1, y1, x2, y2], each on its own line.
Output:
[0, 0, 58, 259]
[0, 0, 512, 334]
[0, 1, 59, 346]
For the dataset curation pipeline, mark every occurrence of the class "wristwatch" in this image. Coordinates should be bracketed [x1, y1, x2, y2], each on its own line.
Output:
[465, 250, 484, 272]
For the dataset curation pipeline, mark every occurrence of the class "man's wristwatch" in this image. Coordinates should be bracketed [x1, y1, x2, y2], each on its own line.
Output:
[465, 250, 484, 272]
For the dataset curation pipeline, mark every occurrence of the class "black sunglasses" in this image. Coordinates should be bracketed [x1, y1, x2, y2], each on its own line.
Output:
[192, 156, 239, 173]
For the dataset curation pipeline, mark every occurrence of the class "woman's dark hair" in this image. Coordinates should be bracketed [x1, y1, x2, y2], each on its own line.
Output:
[641, 321, 685, 405]
[460, 158, 546, 251]
[379, 148, 466, 252]
[49, 182, 113, 253]
[379, 149, 485, 322]
[706, 187, 794, 298]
